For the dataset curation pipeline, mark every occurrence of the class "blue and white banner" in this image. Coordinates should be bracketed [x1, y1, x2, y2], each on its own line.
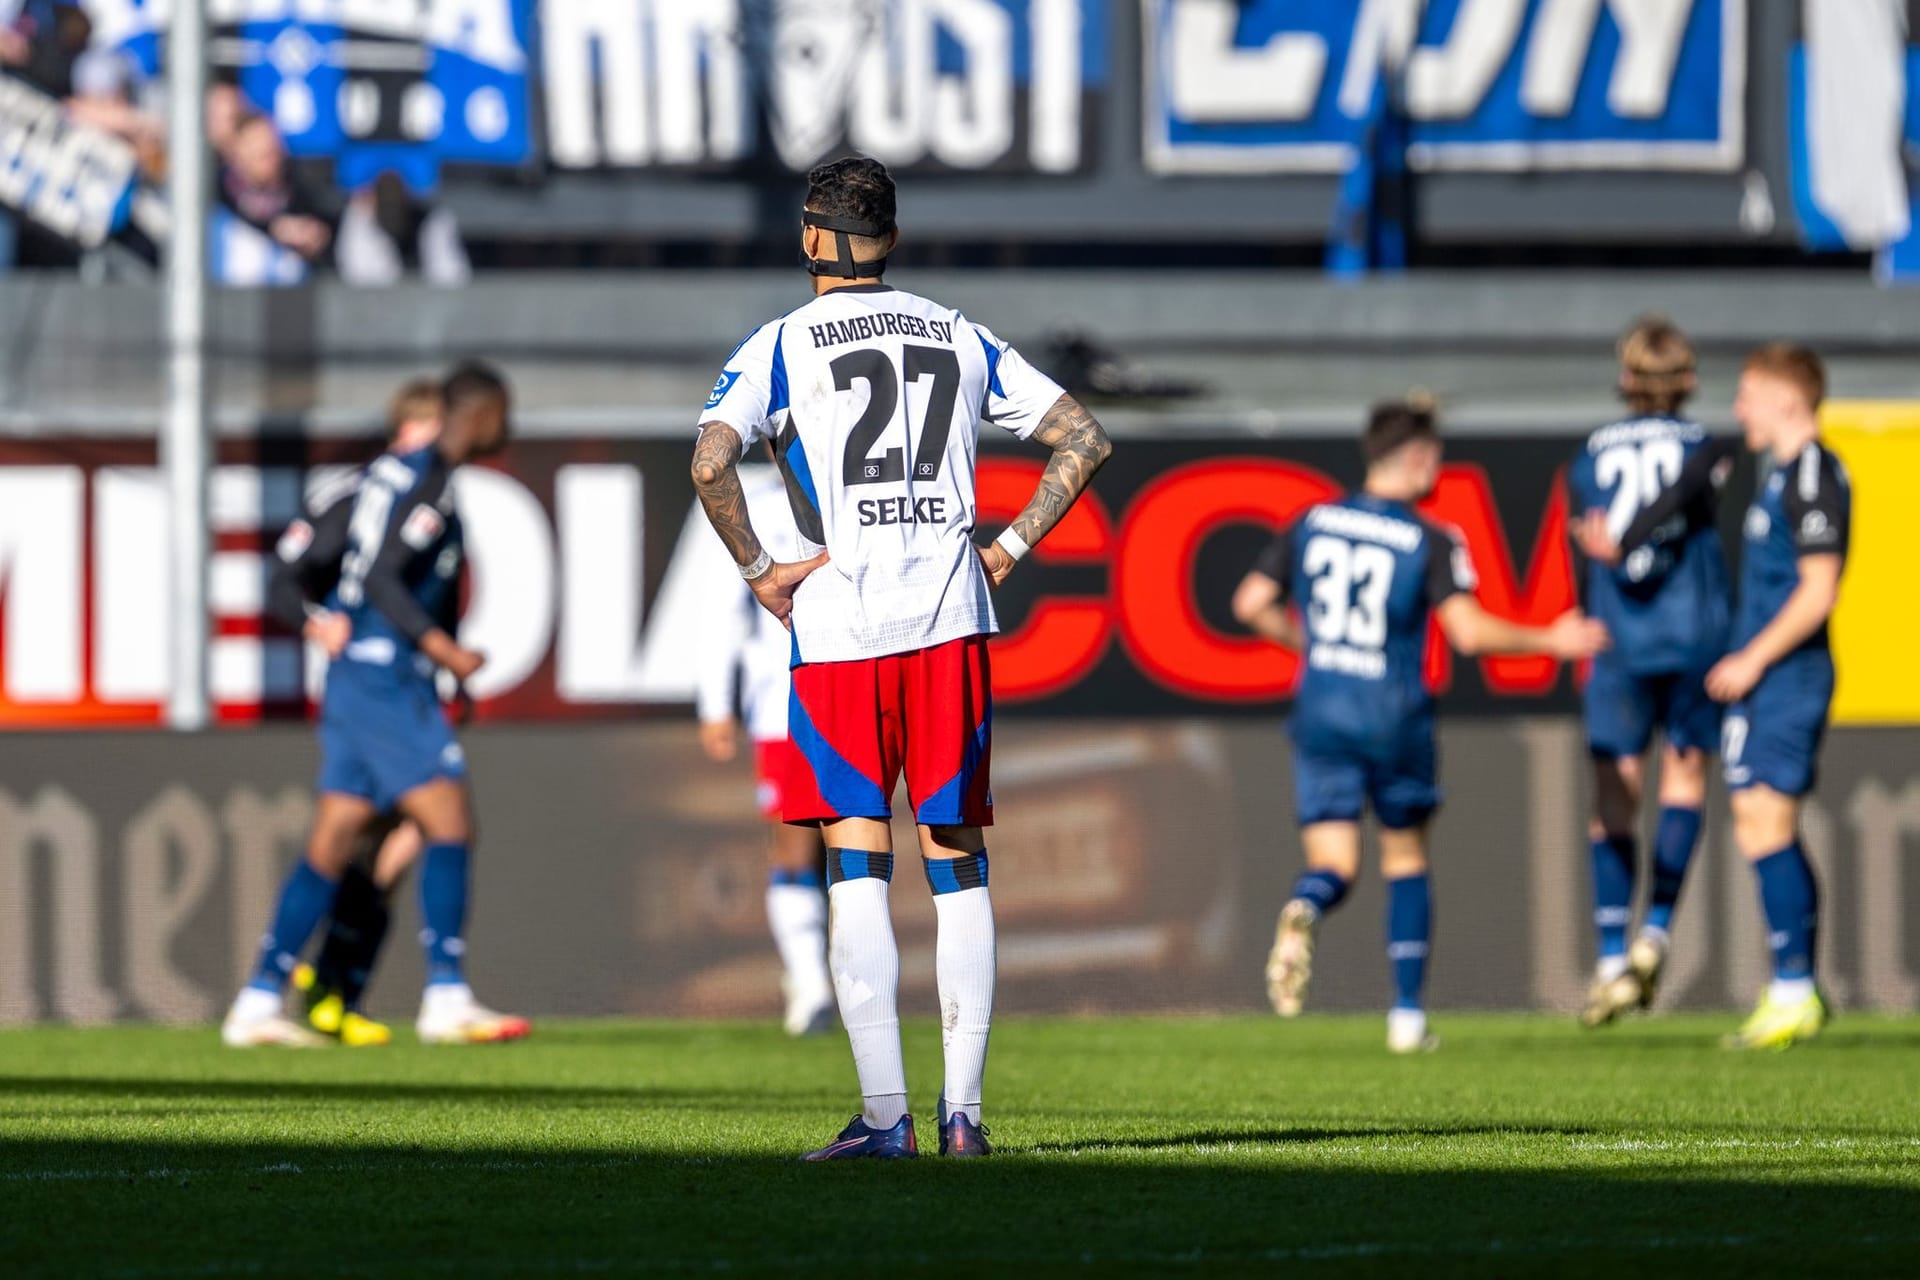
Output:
[541, 0, 1107, 173]
[1142, 0, 1746, 174]
[85, 0, 537, 194]
[0, 72, 152, 248]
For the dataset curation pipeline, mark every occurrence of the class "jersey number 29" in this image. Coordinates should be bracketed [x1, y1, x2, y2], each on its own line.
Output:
[835, 345, 961, 486]
[1596, 439, 1684, 539]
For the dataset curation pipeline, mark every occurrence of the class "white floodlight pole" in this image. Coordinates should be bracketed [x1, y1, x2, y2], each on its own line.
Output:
[164, 0, 212, 730]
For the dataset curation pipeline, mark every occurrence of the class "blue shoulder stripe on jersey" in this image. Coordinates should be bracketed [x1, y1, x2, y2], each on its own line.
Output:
[769, 325, 791, 416]
[975, 330, 1006, 399]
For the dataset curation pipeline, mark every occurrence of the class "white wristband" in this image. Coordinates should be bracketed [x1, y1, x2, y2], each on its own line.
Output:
[994, 529, 1032, 562]
[739, 549, 773, 580]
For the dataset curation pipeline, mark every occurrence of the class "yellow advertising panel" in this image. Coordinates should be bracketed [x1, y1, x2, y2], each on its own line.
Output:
[1822, 402, 1920, 725]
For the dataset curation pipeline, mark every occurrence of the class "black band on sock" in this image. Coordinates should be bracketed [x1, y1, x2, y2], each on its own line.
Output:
[825, 849, 894, 884]
[923, 851, 989, 895]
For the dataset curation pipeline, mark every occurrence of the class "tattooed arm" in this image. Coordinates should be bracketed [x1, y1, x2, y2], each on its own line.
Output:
[692, 422, 765, 570]
[981, 393, 1113, 586]
[692, 421, 827, 628]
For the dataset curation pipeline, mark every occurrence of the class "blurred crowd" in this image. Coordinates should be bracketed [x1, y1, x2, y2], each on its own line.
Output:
[0, 0, 468, 285]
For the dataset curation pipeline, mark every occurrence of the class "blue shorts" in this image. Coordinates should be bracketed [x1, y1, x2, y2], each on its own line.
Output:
[317, 668, 465, 811]
[1583, 657, 1722, 760]
[1292, 733, 1439, 831]
[1724, 652, 1834, 797]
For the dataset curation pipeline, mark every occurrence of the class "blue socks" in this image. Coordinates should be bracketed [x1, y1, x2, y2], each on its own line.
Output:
[1285, 866, 1429, 1012]
[1386, 874, 1431, 1011]
[1590, 834, 1635, 961]
[419, 842, 471, 986]
[1644, 806, 1702, 935]
[248, 860, 338, 993]
[770, 866, 825, 890]
[1752, 843, 1819, 982]
[1290, 869, 1350, 918]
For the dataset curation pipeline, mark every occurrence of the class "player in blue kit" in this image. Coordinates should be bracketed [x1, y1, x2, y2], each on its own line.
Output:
[223, 362, 530, 1048]
[259, 378, 444, 1047]
[1711, 345, 1850, 1048]
[1603, 344, 1851, 1050]
[1235, 400, 1608, 1053]
[1565, 318, 1733, 1027]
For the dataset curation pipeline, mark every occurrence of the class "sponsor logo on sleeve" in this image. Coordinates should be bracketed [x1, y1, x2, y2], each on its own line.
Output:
[706, 370, 742, 410]
[401, 505, 446, 550]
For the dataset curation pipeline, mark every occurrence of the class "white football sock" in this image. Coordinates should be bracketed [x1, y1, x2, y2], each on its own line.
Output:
[767, 881, 830, 994]
[1770, 976, 1817, 1005]
[827, 875, 907, 1129]
[933, 883, 996, 1126]
[228, 986, 281, 1022]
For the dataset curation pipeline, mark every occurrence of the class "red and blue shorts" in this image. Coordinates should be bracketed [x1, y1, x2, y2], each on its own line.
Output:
[786, 634, 993, 827]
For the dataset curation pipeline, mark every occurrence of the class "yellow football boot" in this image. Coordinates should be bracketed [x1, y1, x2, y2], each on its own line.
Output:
[338, 1011, 393, 1047]
[306, 991, 346, 1037]
[1722, 988, 1828, 1051]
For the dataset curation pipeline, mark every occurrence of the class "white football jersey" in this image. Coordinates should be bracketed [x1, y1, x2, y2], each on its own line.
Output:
[699, 283, 1065, 664]
[693, 465, 800, 742]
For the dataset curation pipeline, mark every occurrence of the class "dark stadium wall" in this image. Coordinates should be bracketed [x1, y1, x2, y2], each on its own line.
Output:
[1, 722, 1914, 1023]
[0, 433, 1770, 726]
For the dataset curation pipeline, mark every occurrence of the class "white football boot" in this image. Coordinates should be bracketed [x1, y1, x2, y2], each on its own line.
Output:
[415, 983, 532, 1045]
[1265, 900, 1318, 1017]
[1387, 1007, 1440, 1055]
[1628, 931, 1669, 1011]
[221, 987, 329, 1048]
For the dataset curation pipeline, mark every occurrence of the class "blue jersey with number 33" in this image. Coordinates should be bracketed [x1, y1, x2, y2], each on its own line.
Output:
[1253, 494, 1475, 757]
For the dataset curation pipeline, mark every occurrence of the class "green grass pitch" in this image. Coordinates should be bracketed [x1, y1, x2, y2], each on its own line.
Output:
[4, 1014, 1918, 1277]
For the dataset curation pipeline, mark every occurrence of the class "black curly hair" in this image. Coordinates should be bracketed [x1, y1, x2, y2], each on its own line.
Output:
[805, 156, 896, 237]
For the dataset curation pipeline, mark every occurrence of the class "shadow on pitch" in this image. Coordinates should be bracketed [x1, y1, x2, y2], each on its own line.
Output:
[0, 1074, 837, 1111]
[5, 1133, 1918, 1280]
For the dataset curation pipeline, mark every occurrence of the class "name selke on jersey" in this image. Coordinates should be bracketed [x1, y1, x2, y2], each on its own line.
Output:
[699, 283, 1065, 664]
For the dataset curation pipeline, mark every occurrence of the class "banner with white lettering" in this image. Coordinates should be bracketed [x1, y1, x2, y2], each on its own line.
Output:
[1142, 0, 1746, 174]
[87, 0, 537, 193]
[0, 72, 160, 248]
[541, 0, 1106, 174]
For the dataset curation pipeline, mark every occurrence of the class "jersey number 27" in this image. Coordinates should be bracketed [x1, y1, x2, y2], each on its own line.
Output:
[835, 345, 961, 486]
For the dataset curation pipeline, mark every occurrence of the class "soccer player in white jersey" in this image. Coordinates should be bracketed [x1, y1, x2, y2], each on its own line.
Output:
[690, 157, 1112, 1159]
[695, 461, 835, 1038]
